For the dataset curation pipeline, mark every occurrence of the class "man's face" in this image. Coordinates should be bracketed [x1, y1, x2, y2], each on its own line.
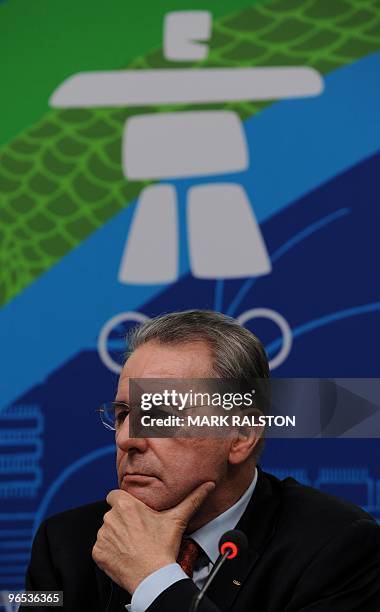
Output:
[115, 339, 232, 510]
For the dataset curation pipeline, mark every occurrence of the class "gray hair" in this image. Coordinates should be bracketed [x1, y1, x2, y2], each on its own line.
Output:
[127, 310, 269, 382]
[126, 310, 269, 460]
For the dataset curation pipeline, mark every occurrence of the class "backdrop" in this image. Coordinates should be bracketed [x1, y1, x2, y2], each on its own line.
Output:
[1, 0, 380, 596]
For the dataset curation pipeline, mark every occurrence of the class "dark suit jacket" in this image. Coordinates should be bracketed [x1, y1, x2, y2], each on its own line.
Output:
[22, 470, 380, 611]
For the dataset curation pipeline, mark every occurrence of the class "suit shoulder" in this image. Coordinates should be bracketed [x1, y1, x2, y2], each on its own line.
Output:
[46, 499, 109, 523]
[281, 476, 372, 517]
[43, 500, 109, 539]
[273, 474, 377, 539]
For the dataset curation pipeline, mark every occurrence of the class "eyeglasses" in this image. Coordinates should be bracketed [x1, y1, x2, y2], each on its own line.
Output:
[96, 401, 180, 432]
[96, 401, 131, 431]
[96, 398, 215, 432]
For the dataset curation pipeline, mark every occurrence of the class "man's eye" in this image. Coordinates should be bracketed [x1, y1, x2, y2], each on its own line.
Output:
[151, 407, 175, 419]
[115, 410, 128, 427]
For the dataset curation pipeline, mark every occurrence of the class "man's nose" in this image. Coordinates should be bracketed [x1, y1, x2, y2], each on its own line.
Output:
[115, 416, 149, 452]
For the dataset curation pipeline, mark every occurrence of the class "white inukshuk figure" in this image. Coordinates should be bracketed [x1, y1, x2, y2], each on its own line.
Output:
[51, 11, 323, 284]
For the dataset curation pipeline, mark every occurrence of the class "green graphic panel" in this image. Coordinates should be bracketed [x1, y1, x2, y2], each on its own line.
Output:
[0, 0, 380, 306]
[0, 0, 264, 146]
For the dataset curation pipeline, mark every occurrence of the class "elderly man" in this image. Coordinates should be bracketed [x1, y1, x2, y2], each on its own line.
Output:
[23, 310, 380, 611]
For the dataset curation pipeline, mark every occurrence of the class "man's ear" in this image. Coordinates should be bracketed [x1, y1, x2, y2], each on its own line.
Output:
[228, 426, 264, 465]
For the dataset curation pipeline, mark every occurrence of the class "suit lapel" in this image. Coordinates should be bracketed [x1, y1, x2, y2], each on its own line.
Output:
[206, 469, 281, 611]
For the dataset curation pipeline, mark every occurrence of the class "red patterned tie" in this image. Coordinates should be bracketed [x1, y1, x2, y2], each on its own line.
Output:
[177, 538, 200, 578]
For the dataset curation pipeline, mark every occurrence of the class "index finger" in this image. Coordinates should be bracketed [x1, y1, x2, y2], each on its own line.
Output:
[106, 489, 129, 506]
[106, 488, 154, 511]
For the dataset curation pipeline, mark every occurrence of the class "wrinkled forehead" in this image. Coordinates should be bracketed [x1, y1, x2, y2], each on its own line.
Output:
[116, 340, 215, 401]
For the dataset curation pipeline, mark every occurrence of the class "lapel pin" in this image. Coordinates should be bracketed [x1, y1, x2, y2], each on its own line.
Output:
[232, 579, 241, 586]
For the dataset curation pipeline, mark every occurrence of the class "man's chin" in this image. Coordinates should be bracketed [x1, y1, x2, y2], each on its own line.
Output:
[120, 480, 178, 511]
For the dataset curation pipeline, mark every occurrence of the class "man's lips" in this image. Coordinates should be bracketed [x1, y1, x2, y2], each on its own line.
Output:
[122, 472, 159, 481]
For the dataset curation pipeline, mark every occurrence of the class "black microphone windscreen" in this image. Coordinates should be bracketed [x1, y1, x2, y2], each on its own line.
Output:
[218, 529, 248, 555]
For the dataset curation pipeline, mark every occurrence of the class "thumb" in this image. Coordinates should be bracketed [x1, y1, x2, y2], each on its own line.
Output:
[173, 481, 216, 525]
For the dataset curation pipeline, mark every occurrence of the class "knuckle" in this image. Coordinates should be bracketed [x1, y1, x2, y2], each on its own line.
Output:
[177, 518, 187, 531]
[115, 496, 128, 511]
[103, 511, 112, 525]
[190, 497, 199, 513]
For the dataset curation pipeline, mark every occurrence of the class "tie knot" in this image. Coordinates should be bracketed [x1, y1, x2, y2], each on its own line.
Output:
[177, 538, 200, 578]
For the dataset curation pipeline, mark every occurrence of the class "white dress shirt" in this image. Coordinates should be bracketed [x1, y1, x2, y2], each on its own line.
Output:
[126, 469, 258, 612]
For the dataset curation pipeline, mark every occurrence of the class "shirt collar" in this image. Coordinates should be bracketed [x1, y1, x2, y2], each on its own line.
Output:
[189, 468, 258, 565]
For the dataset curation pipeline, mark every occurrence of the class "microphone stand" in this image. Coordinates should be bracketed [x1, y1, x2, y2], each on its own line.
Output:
[189, 549, 230, 612]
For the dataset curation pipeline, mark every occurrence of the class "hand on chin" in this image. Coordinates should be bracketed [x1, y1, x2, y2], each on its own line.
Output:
[93, 482, 215, 593]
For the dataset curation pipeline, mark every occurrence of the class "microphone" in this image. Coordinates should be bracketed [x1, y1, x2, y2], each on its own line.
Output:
[189, 529, 248, 612]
